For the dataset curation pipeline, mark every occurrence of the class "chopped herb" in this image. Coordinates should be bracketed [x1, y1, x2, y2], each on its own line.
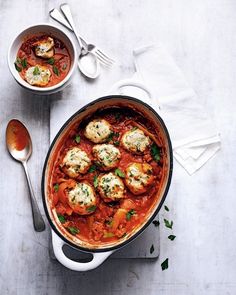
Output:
[115, 168, 125, 178]
[131, 126, 138, 131]
[168, 235, 176, 241]
[152, 220, 160, 227]
[115, 113, 121, 121]
[33, 66, 40, 75]
[161, 258, 169, 271]
[114, 141, 120, 146]
[21, 58, 27, 68]
[88, 165, 96, 173]
[121, 232, 127, 238]
[151, 143, 161, 162]
[47, 57, 55, 65]
[87, 205, 97, 213]
[93, 175, 98, 188]
[164, 218, 173, 229]
[67, 226, 79, 235]
[103, 232, 114, 238]
[54, 183, 59, 192]
[126, 209, 136, 221]
[75, 135, 80, 143]
[57, 213, 66, 224]
[150, 244, 154, 254]
[14, 62, 22, 72]
[164, 205, 169, 212]
[53, 65, 59, 76]
[107, 131, 119, 142]
[62, 63, 67, 70]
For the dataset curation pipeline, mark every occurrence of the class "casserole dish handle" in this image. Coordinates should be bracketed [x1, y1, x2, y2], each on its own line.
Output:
[108, 79, 154, 105]
[52, 231, 113, 271]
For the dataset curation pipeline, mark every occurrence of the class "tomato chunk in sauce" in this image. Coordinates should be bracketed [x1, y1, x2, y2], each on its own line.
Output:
[50, 107, 165, 245]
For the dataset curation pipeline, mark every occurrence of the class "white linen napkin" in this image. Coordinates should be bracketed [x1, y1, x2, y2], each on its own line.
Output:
[131, 44, 221, 175]
[50, 43, 220, 175]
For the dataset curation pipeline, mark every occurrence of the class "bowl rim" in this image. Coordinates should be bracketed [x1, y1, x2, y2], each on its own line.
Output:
[41, 95, 173, 253]
[7, 22, 77, 92]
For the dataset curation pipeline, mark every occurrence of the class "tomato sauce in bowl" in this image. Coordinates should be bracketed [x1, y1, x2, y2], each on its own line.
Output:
[48, 106, 167, 246]
[15, 34, 71, 87]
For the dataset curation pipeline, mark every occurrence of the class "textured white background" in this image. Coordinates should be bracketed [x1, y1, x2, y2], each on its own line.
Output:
[0, 0, 236, 294]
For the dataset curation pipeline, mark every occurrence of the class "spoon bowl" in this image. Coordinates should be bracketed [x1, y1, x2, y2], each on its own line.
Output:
[6, 119, 45, 232]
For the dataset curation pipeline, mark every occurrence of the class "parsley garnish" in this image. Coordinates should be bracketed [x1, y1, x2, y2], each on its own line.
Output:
[150, 244, 154, 254]
[54, 183, 59, 192]
[126, 209, 136, 221]
[152, 220, 160, 227]
[75, 135, 80, 143]
[168, 235, 176, 241]
[21, 58, 27, 68]
[164, 205, 169, 212]
[33, 66, 40, 75]
[88, 165, 96, 173]
[86, 205, 97, 213]
[57, 213, 66, 224]
[67, 227, 79, 235]
[164, 218, 173, 229]
[114, 141, 120, 146]
[14, 62, 22, 72]
[115, 168, 125, 178]
[151, 143, 161, 162]
[161, 258, 169, 271]
[93, 175, 98, 188]
[47, 57, 55, 65]
[53, 65, 59, 76]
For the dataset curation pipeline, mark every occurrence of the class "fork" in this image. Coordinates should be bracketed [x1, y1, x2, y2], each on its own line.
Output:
[50, 4, 115, 67]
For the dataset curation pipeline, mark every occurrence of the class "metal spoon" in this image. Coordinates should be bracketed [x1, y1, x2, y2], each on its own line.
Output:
[6, 119, 45, 232]
[49, 7, 101, 79]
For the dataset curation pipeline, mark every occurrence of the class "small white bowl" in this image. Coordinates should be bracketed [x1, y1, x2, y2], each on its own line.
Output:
[8, 23, 77, 95]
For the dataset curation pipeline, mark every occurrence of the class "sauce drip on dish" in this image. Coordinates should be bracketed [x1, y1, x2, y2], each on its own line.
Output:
[50, 107, 165, 244]
[15, 35, 71, 87]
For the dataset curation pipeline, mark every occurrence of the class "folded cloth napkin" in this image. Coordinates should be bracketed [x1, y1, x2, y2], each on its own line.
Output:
[50, 43, 220, 175]
[131, 44, 221, 175]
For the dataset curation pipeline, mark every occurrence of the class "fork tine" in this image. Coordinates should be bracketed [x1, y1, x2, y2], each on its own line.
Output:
[96, 49, 115, 63]
[94, 52, 114, 67]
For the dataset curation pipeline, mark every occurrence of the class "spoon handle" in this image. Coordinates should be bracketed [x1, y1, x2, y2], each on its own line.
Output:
[60, 3, 84, 51]
[22, 161, 46, 232]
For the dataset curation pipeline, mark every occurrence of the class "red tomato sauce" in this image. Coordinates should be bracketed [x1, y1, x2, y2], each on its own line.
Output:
[6, 120, 29, 151]
[15, 34, 71, 87]
[50, 108, 165, 244]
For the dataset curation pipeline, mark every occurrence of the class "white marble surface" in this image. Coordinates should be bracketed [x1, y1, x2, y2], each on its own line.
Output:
[0, 0, 236, 294]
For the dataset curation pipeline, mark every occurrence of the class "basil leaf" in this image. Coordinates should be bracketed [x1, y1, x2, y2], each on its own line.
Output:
[47, 57, 55, 65]
[150, 244, 154, 254]
[93, 175, 98, 188]
[33, 66, 40, 75]
[107, 131, 119, 142]
[14, 62, 22, 72]
[151, 143, 161, 162]
[164, 218, 173, 229]
[88, 165, 96, 173]
[161, 258, 169, 271]
[115, 168, 125, 178]
[75, 135, 80, 143]
[168, 235, 176, 241]
[126, 209, 136, 221]
[164, 205, 169, 212]
[152, 220, 160, 227]
[54, 183, 59, 192]
[53, 65, 59, 76]
[86, 205, 97, 213]
[67, 226, 79, 235]
[57, 213, 66, 224]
